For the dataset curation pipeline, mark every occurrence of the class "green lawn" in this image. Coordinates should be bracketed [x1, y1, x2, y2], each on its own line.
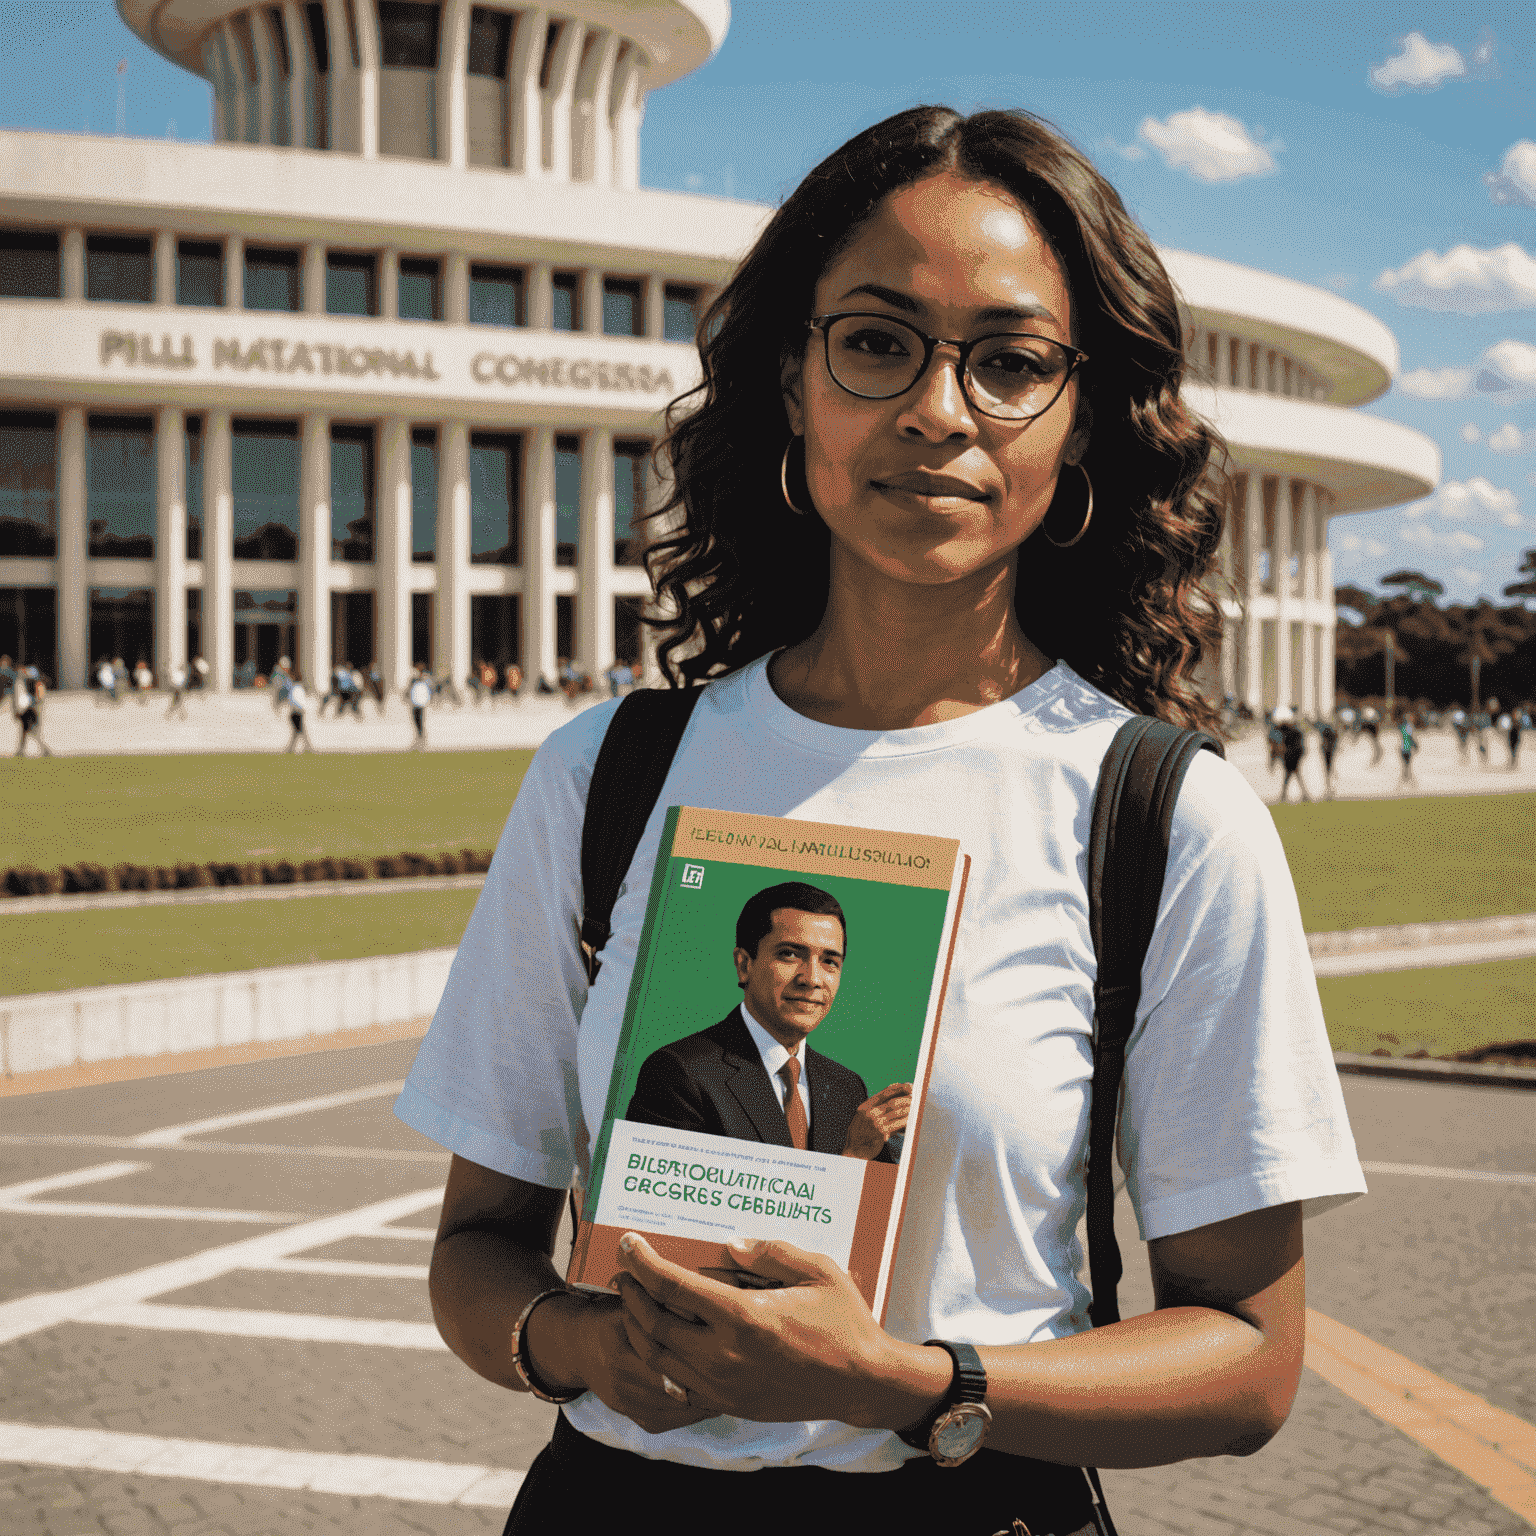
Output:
[0, 751, 535, 871]
[3, 887, 483, 996]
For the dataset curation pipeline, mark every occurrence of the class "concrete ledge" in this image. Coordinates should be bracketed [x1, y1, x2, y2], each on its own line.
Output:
[0, 950, 456, 1077]
[1334, 1051, 1536, 1090]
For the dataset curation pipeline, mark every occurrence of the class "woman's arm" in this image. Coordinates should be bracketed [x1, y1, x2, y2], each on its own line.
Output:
[429, 1154, 713, 1435]
[613, 1200, 1305, 1469]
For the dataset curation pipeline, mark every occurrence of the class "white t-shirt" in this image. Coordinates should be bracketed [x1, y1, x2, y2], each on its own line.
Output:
[395, 656, 1365, 1473]
[409, 677, 433, 708]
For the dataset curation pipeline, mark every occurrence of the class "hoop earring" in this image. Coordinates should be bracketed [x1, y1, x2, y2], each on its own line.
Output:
[780, 437, 813, 516]
[1042, 463, 1093, 549]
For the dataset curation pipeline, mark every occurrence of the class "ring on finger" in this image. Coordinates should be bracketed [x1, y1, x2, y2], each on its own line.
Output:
[661, 1374, 690, 1406]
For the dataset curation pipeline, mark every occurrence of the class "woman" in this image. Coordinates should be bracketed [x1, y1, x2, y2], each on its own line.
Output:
[397, 107, 1364, 1536]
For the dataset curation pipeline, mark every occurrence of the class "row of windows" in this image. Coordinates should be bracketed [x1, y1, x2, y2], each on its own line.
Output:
[0, 411, 652, 569]
[0, 229, 702, 339]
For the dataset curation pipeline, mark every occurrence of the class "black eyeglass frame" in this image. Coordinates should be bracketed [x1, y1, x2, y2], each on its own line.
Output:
[807, 312, 1089, 422]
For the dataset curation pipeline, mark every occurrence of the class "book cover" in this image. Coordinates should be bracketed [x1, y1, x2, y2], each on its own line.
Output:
[567, 805, 968, 1323]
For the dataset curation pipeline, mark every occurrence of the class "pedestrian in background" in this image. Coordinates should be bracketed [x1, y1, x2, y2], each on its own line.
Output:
[1450, 706, 1469, 760]
[134, 658, 154, 702]
[0, 654, 14, 702]
[1513, 706, 1531, 769]
[1317, 715, 1338, 799]
[270, 656, 293, 714]
[1275, 707, 1309, 803]
[1360, 706, 1381, 764]
[165, 662, 189, 720]
[1473, 703, 1491, 765]
[504, 662, 523, 703]
[14, 667, 52, 757]
[284, 671, 315, 753]
[1396, 711, 1418, 788]
[408, 665, 433, 750]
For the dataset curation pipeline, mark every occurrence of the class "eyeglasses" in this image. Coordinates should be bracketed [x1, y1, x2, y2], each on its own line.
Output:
[807, 312, 1088, 422]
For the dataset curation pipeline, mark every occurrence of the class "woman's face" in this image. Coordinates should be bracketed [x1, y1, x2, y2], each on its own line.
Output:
[784, 170, 1088, 592]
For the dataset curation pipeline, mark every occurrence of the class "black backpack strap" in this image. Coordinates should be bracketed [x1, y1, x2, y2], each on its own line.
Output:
[1085, 715, 1224, 1329]
[578, 686, 703, 985]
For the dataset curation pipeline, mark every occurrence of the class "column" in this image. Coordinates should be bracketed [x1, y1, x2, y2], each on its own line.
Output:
[1299, 483, 1318, 717]
[580, 268, 603, 334]
[642, 274, 664, 340]
[524, 425, 557, 686]
[1319, 606, 1336, 718]
[62, 227, 85, 301]
[508, 4, 547, 175]
[610, 45, 643, 191]
[1274, 477, 1293, 709]
[303, 242, 326, 314]
[542, 19, 584, 178]
[156, 408, 188, 680]
[1242, 470, 1262, 711]
[574, 27, 618, 184]
[438, 0, 471, 168]
[444, 250, 469, 324]
[57, 406, 87, 689]
[224, 235, 244, 309]
[380, 248, 399, 320]
[206, 411, 235, 692]
[436, 420, 471, 685]
[154, 231, 176, 306]
[352, 0, 380, 159]
[222, 21, 250, 142]
[526, 263, 553, 329]
[577, 428, 614, 674]
[321, 0, 356, 152]
[283, 0, 310, 147]
[377, 417, 413, 689]
[247, 8, 277, 143]
[1319, 494, 1336, 716]
[1214, 330, 1230, 387]
[299, 413, 331, 690]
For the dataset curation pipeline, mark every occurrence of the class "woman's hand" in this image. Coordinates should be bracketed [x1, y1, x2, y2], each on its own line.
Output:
[614, 1232, 929, 1428]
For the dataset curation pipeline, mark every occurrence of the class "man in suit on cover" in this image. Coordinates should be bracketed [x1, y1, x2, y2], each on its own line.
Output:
[625, 882, 910, 1162]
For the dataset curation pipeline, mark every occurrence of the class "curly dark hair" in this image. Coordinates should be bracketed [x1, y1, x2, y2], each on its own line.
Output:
[644, 105, 1228, 732]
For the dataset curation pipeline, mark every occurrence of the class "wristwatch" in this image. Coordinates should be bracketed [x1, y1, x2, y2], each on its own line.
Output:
[897, 1339, 992, 1467]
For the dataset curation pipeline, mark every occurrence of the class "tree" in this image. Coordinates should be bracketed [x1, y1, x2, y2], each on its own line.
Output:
[1381, 570, 1446, 603]
[1504, 549, 1536, 605]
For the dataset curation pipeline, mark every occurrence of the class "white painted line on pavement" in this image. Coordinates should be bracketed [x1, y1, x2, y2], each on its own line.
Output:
[0, 1161, 149, 1200]
[131, 1081, 407, 1145]
[1361, 1160, 1536, 1187]
[16, 1201, 305, 1223]
[0, 1132, 446, 1163]
[369, 1225, 436, 1239]
[1314, 935, 1536, 975]
[0, 1421, 525, 1508]
[264, 1256, 432, 1280]
[88, 1301, 448, 1349]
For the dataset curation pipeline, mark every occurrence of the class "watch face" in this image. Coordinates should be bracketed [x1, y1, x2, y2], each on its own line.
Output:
[931, 1403, 991, 1467]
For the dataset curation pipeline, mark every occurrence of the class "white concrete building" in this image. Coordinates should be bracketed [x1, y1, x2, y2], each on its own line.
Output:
[0, 0, 1436, 711]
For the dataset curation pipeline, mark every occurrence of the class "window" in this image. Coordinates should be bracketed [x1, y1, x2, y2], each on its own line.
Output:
[602, 278, 641, 338]
[0, 411, 56, 557]
[398, 257, 440, 321]
[244, 247, 300, 312]
[468, 6, 512, 76]
[186, 587, 203, 664]
[0, 587, 57, 681]
[177, 241, 223, 307]
[185, 416, 204, 559]
[614, 595, 643, 667]
[663, 284, 699, 343]
[327, 252, 376, 316]
[469, 431, 520, 564]
[304, 2, 329, 71]
[0, 231, 60, 299]
[378, 1, 440, 67]
[87, 414, 156, 559]
[233, 587, 297, 683]
[87, 234, 152, 303]
[266, 6, 292, 75]
[330, 591, 374, 664]
[613, 440, 649, 566]
[411, 591, 433, 668]
[410, 427, 436, 562]
[470, 263, 523, 327]
[555, 433, 580, 566]
[471, 594, 519, 669]
[330, 424, 375, 562]
[89, 587, 155, 675]
[551, 272, 579, 331]
[555, 593, 574, 665]
[231, 419, 300, 559]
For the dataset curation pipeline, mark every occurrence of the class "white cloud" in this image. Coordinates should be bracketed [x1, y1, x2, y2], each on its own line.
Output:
[1374, 244, 1536, 314]
[1369, 32, 1466, 92]
[1399, 367, 1474, 400]
[1452, 565, 1483, 586]
[1488, 423, 1532, 454]
[1401, 478, 1521, 528]
[1461, 423, 1483, 443]
[1137, 108, 1277, 183]
[1400, 523, 1484, 552]
[1486, 141, 1536, 208]
[1334, 531, 1361, 551]
[1366, 539, 1387, 557]
[1450, 529, 1485, 550]
[1476, 339, 1536, 399]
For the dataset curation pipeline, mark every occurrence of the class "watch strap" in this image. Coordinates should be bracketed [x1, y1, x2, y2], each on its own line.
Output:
[896, 1338, 987, 1450]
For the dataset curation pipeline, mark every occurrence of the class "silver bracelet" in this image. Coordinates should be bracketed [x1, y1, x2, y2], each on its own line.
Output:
[511, 1287, 584, 1404]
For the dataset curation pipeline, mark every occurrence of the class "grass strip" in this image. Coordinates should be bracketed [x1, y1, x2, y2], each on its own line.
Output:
[3, 887, 483, 996]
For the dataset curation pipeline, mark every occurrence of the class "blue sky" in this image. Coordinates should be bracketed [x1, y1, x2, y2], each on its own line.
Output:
[3, 0, 1533, 605]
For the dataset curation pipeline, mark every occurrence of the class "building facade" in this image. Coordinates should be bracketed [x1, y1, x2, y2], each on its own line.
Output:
[0, 0, 1437, 709]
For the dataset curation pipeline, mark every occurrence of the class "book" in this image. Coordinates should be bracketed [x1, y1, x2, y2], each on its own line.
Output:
[567, 804, 969, 1323]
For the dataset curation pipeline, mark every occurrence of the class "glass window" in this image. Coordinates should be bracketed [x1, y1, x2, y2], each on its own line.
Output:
[602, 278, 640, 338]
[244, 247, 300, 312]
[186, 586, 203, 665]
[0, 411, 57, 557]
[470, 431, 520, 565]
[663, 283, 699, 343]
[185, 416, 204, 559]
[470, 263, 522, 326]
[614, 594, 643, 668]
[87, 414, 156, 559]
[398, 257, 440, 321]
[471, 593, 519, 668]
[551, 272, 579, 331]
[233, 587, 297, 683]
[555, 432, 579, 566]
[468, 6, 512, 76]
[177, 240, 223, 307]
[411, 590, 433, 668]
[378, 1, 440, 67]
[304, 2, 330, 71]
[89, 587, 155, 675]
[86, 234, 152, 303]
[410, 427, 436, 562]
[330, 590, 374, 665]
[327, 252, 376, 316]
[0, 587, 57, 682]
[613, 439, 649, 566]
[231, 419, 300, 559]
[0, 231, 60, 299]
[330, 424, 374, 562]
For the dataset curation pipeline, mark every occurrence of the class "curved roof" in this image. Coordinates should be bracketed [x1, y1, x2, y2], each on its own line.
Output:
[1162, 248, 1399, 408]
[116, 0, 728, 91]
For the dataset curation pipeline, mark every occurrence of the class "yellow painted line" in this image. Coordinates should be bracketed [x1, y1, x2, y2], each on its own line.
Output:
[1306, 1308, 1536, 1525]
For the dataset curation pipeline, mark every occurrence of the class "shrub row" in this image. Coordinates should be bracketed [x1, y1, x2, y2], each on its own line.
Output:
[3, 848, 495, 898]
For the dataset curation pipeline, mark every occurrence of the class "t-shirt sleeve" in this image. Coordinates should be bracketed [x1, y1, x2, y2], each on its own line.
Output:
[1118, 750, 1368, 1242]
[391, 705, 615, 1188]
